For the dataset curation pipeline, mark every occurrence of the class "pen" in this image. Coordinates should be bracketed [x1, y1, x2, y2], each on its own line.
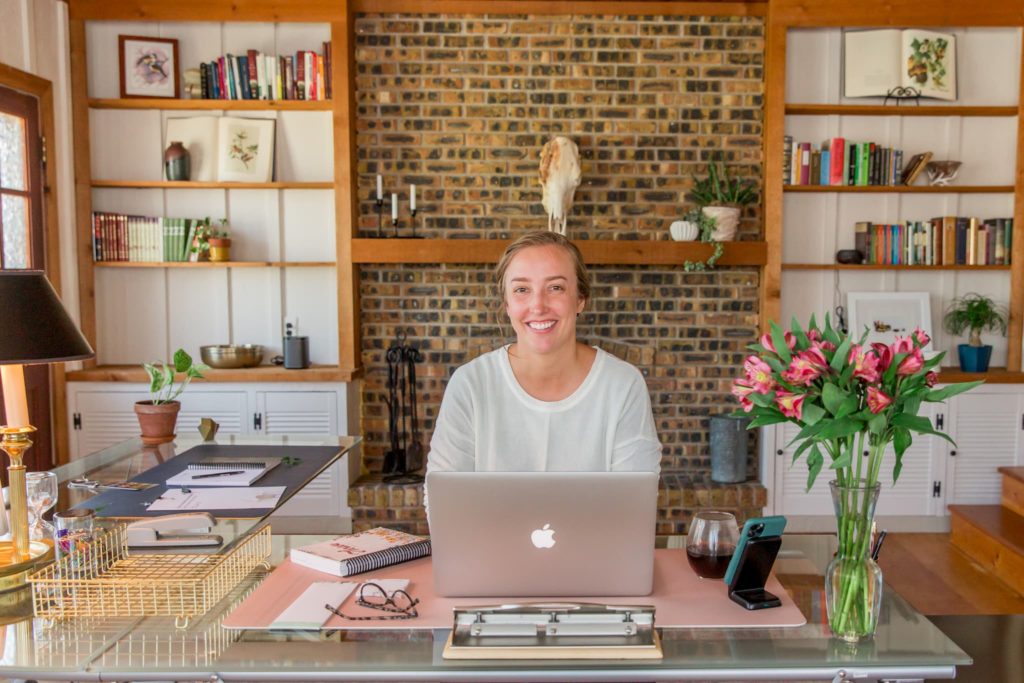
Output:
[192, 470, 246, 479]
[871, 529, 888, 561]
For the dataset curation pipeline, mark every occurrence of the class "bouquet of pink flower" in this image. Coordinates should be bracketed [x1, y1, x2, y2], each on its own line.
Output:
[732, 315, 981, 640]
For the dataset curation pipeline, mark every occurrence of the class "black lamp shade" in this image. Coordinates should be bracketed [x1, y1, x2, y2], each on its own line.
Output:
[0, 270, 94, 365]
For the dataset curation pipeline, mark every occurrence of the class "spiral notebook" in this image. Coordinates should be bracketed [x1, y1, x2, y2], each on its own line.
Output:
[165, 457, 282, 487]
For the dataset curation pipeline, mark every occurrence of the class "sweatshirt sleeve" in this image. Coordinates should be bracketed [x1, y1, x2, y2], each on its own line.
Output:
[426, 368, 477, 474]
[609, 368, 662, 473]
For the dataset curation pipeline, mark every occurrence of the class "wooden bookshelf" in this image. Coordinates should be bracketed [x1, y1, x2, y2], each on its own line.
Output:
[93, 261, 335, 268]
[786, 104, 1018, 117]
[66, 364, 357, 383]
[91, 180, 333, 190]
[784, 185, 1014, 194]
[352, 239, 769, 266]
[88, 98, 332, 111]
[783, 264, 1012, 271]
[937, 367, 1024, 384]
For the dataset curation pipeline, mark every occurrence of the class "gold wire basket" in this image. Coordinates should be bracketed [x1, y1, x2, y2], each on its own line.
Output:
[28, 524, 271, 627]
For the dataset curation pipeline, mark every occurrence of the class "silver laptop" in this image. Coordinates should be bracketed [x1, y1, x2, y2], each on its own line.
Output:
[426, 471, 658, 598]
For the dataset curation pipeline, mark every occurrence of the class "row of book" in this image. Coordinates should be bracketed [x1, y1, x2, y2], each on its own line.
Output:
[197, 44, 332, 101]
[853, 217, 1013, 266]
[784, 136, 916, 187]
[91, 212, 204, 263]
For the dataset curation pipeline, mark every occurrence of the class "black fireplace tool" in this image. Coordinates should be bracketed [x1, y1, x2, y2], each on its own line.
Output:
[383, 332, 425, 483]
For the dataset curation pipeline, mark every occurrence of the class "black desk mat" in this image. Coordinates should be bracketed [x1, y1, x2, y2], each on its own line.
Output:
[74, 443, 344, 518]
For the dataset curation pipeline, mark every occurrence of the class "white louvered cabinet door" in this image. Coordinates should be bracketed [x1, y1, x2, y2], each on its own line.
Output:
[945, 390, 1024, 505]
[875, 402, 943, 516]
[68, 389, 151, 459]
[774, 422, 834, 516]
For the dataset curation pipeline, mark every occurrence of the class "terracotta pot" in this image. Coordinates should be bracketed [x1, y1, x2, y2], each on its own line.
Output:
[208, 237, 231, 262]
[702, 205, 741, 241]
[134, 400, 180, 445]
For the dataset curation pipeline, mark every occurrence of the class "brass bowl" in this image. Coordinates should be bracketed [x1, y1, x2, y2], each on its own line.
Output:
[200, 344, 264, 369]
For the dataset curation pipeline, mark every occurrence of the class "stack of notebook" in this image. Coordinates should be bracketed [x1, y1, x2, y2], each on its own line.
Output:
[165, 457, 281, 487]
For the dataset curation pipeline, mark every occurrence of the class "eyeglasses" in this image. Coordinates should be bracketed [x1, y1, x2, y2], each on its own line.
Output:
[324, 582, 420, 621]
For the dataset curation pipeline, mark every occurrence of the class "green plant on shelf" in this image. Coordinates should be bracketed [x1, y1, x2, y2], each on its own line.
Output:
[942, 293, 1008, 347]
[682, 207, 725, 272]
[687, 162, 758, 208]
[142, 348, 207, 404]
[190, 217, 230, 258]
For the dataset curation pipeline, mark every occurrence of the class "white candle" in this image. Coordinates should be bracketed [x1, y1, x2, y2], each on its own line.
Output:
[0, 364, 30, 428]
[391, 193, 398, 221]
[376, 174, 383, 201]
[410, 184, 416, 211]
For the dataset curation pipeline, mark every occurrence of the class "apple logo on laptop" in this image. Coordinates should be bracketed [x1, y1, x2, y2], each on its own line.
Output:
[531, 523, 556, 549]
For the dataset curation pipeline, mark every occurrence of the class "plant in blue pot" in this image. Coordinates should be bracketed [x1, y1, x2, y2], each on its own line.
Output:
[942, 293, 1007, 373]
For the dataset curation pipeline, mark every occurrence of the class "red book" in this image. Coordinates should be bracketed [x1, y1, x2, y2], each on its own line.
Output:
[247, 49, 259, 98]
[828, 138, 844, 185]
[799, 142, 811, 185]
[218, 57, 227, 99]
[296, 51, 306, 100]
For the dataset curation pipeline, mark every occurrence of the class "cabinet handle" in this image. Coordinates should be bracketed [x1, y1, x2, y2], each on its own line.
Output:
[949, 449, 956, 457]
[253, 413, 262, 431]
[776, 449, 783, 456]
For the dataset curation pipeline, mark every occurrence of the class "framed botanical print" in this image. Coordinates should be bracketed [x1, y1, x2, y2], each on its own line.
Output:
[119, 35, 180, 99]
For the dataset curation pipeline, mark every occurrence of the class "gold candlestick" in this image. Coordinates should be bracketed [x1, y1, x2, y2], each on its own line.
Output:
[0, 426, 50, 594]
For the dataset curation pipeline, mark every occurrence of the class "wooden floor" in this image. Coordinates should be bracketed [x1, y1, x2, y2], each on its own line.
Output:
[878, 533, 1024, 615]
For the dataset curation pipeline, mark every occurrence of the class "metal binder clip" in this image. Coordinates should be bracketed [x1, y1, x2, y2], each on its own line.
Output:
[453, 602, 655, 640]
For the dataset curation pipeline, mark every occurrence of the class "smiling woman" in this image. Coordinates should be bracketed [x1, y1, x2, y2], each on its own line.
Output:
[425, 231, 662, 480]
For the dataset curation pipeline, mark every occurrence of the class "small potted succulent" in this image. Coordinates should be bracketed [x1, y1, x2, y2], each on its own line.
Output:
[134, 348, 206, 444]
[687, 162, 758, 241]
[191, 218, 230, 262]
[942, 293, 1008, 372]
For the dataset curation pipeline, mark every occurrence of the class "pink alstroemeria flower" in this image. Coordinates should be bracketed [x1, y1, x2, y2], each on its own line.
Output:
[759, 331, 796, 354]
[775, 390, 806, 420]
[781, 355, 822, 386]
[871, 342, 893, 370]
[913, 327, 931, 347]
[867, 386, 893, 414]
[743, 355, 775, 393]
[848, 344, 881, 383]
[800, 346, 829, 369]
[925, 371, 939, 387]
[732, 379, 757, 412]
[896, 348, 924, 376]
[893, 336, 915, 354]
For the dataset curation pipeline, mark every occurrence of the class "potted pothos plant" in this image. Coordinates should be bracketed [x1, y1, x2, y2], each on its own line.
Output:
[680, 207, 724, 272]
[191, 218, 230, 262]
[942, 293, 1008, 373]
[134, 348, 206, 444]
[687, 162, 757, 241]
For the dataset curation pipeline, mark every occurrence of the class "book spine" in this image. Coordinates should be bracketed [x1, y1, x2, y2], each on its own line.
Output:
[799, 142, 810, 185]
[342, 540, 432, 576]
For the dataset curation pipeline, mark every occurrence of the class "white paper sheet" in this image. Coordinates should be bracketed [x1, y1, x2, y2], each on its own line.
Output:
[271, 582, 357, 630]
[147, 486, 286, 511]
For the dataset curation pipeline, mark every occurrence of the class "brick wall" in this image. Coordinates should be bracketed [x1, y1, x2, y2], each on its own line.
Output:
[352, 13, 766, 533]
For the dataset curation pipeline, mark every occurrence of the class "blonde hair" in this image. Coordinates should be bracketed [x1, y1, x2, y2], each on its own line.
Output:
[495, 232, 591, 307]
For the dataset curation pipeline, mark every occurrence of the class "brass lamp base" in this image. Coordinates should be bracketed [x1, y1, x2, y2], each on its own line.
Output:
[0, 539, 53, 594]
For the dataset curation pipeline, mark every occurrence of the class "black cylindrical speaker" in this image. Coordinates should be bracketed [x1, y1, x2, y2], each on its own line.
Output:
[283, 336, 310, 369]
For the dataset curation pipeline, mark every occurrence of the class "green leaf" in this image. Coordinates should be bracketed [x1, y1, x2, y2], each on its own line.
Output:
[791, 316, 810, 349]
[749, 391, 776, 408]
[924, 380, 985, 403]
[923, 350, 945, 370]
[805, 443, 824, 492]
[830, 336, 852, 372]
[173, 348, 193, 373]
[816, 418, 865, 440]
[791, 438, 815, 465]
[770, 321, 792, 364]
[764, 355, 785, 374]
[835, 395, 859, 419]
[868, 413, 887, 435]
[891, 412, 956, 445]
[892, 428, 912, 483]
[822, 383, 847, 416]
[829, 449, 852, 470]
[747, 413, 790, 428]
[801, 402, 826, 426]
[143, 363, 162, 394]
[902, 396, 922, 418]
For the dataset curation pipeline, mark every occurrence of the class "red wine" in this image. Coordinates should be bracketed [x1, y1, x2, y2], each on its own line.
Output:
[686, 546, 734, 579]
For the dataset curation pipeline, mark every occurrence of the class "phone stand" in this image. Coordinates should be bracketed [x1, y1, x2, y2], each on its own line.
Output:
[727, 535, 783, 610]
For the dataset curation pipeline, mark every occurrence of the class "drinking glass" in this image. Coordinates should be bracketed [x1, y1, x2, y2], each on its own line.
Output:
[686, 510, 739, 579]
[26, 470, 58, 541]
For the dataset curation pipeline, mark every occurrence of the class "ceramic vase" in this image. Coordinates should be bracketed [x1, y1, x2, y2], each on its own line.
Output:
[669, 220, 699, 241]
[163, 141, 190, 182]
[702, 205, 741, 241]
[825, 479, 883, 642]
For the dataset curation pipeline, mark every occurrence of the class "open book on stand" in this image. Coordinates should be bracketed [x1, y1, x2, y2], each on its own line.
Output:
[290, 527, 431, 577]
[844, 29, 956, 101]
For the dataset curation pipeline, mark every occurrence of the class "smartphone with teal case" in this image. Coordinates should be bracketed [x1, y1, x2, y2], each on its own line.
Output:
[722, 515, 787, 586]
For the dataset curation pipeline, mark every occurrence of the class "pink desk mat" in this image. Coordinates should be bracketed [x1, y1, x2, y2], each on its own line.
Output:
[222, 549, 806, 630]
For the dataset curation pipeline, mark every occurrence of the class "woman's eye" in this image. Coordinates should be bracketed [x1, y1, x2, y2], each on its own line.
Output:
[513, 287, 528, 294]
[550, 285, 564, 292]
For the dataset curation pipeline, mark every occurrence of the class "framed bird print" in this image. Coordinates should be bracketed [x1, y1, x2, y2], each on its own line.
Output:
[119, 35, 180, 99]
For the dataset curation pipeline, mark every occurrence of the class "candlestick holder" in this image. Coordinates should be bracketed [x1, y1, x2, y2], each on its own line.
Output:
[410, 209, 423, 238]
[392, 216, 400, 238]
[375, 198, 385, 238]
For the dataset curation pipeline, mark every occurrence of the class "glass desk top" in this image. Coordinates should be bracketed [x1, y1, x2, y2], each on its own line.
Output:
[0, 534, 970, 681]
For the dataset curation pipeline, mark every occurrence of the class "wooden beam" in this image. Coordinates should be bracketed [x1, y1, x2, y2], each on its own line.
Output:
[69, 0, 343, 21]
[1008, 39, 1024, 371]
[771, 0, 1024, 27]
[759, 15, 785, 334]
[353, 239, 768, 266]
[352, 1, 765, 16]
[334, 8, 362, 376]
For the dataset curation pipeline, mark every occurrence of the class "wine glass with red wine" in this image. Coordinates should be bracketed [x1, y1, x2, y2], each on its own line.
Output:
[686, 511, 739, 579]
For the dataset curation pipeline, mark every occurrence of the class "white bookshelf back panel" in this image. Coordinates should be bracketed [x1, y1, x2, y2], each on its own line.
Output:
[222, 23, 275, 57]
[167, 268, 230, 359]
[786, 27, 1021, 106]
[227, 188, 280, 261]
[283, 268, 338, 365]
[275, 24, 332, 56]
[277, 112, 333, 181]
[95, 268, 168, 364]
[958, 117, 1018, 184]
[86, 21, 150, 99]
[90, 110, 162, 180]
[230, 268, 284, 359]
[171, 22, 224, 73]
[781, 193, 830, 263]
[280, 190, 335, 261]
[91, 188, 164, 217]
[164, 188, 226, 223]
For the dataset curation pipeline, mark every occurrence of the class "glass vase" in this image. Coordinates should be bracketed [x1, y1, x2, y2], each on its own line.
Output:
[825, 479, 883, 642]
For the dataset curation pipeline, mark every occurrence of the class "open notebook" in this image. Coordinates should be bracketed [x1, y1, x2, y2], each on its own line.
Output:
[165, 457, 281, 487]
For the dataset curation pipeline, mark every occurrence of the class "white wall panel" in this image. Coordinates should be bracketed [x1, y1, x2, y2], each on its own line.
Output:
[277, 111, 333, 181]
[165, 22, 223, 79]
[91, 188, 163, 216]
[163, 188, 226, 223]
[222, 23, 275, 56]
[227, 188, 280, 261]
[95, 268, 167, 363]
[85, 21, 149, 98]
[89, 110, 163, 180]
[281, 190, 335, 261]
[230, 267, 284, 359]
[283, 268, 338, 365]
[167, 268, 230, 357]
[275, 23, 332, 56]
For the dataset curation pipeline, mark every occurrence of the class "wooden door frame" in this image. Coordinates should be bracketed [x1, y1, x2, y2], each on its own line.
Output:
[0, 62, 68, 466]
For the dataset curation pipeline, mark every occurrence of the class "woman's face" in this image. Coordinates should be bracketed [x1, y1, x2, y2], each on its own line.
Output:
[504, 244, 585, 356]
